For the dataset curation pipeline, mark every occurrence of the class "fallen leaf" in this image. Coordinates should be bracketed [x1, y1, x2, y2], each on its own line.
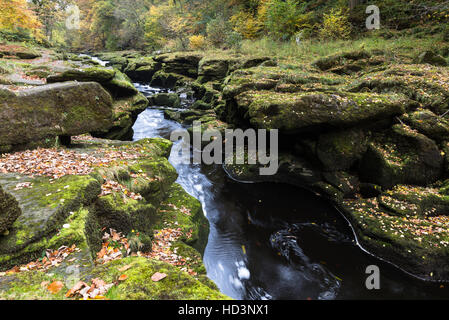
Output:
[118, 264, 133, 272]
[47, 281, 64, 294]
[151, 272, 167, 282]
[118, 274, 128, 281]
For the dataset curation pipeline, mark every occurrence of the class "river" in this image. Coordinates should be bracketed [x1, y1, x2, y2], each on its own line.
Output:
[130, 83, 449, 300]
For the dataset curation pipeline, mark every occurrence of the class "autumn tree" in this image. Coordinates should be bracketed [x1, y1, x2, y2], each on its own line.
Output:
[31, 0, 72, 41]
[0, 0, 42, 38]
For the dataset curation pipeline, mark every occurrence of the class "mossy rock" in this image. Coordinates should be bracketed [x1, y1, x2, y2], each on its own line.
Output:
[379, 184, 449, 217]
[347, 64, 449, 114]
[313, 50, 372, 71]
[231, 90, 408, 134]
[124, 57, 161, 82]
[316, 129, 368, 171]
[150, 93, 181, 108]
[155, 183, 209, 255]
[416, 51, 448, 67]
[359, 124, 443, 189]
[0, 256, 229, 300]
[191, 100, 213, 111]
[222, 65, 346, 100]
[92, 193, 156, 252]
[0, 186, 21, 234]
[154, 52, 204, 78]
[0, 175, 101, 270]
[198, 57, 233, 83]
[47, 67, 116, 84]
[94, 157, 178, 207]
[150, 71, 183, 89]
[102, 70, 138, 98]
[91, 92, 148, 141]
[90, 257, 228, 300]
[401, 109, 449, 142]
[0, 82, 113, 152]
[0, 46, 41, 60]
[25, 69, 51, 79]
[322, 171, 360, 198]
[340, 197, 449, 281]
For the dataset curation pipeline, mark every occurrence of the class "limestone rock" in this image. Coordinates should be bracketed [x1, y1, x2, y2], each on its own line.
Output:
[0, 82, 113, 151]
[0, 185, 21, 234]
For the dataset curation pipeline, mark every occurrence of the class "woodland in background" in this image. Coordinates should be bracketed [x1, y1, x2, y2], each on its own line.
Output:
[0, 0, 448, 53]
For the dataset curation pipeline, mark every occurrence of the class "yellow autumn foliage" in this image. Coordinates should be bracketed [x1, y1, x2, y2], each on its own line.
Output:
[319, 8, 352, 40]
[230, 11, 262, 39]
[189, 35, 207, 50]
[0, 0, 42, 38]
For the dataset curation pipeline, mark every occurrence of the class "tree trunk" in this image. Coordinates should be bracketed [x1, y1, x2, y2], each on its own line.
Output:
[348, 0, 362, 10]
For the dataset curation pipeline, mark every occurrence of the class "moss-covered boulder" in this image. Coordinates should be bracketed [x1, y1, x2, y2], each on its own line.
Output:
[316, 129, 368, 171]
[401, 109, 449, 142]
[230, 90, 408, 134]
[313, 50, 384, 75]
[416, 51, 448, 67]
[124, 57, 161, 82]
[198, 57, 231, 82]
[150, 70, 184, 89]
[88, 257, 228, 300]
[102, 70, 138, 98]
[340, 196, 449, 281]
[222, 65, 346, 101]
[380, 184, 449, 217]
[0, 82, 113, 152]
[197, 55, 271, 83]
[0, 46, 41, 60]
[156, 183, 209, 255]
[347, 64, 449, 114]
[0, 175, 102, 270]
[359, 124, 443, 189]
[92, 92, 148, 141]
[154, 52, 204, 78]
[150, 93, 181, 108]
[0, 186, 21, 235]
[47, 67, 116, 84]
[0, 256, 228, 300]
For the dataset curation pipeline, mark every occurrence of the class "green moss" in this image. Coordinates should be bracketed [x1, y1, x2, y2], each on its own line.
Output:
[0, 269, 68, 300]
[341, 197, 449, 280]
[47, 67, 116, 84]
[233, 90, 407, 133]
[90, 257, 228, 300]
[0, 175, 101, 270]
[103, 70, 138, 98]
[155, 183, 209, 255]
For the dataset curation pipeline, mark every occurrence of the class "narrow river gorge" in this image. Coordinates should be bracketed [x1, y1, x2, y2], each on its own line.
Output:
[131, 83, 449, 300]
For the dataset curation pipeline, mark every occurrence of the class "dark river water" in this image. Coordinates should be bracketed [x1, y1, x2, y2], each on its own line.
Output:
[132, 83, 449, 300]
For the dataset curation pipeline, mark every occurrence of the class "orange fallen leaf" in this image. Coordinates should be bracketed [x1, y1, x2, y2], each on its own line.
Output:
[118, 274, 128, 281]
[151, 272, 167, 282]
[47, 281, 64, 294]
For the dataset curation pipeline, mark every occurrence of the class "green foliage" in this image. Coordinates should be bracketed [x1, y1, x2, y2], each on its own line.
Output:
[206, 15, 232, 47]
[319, 8, 352, 40]
[264, 0, 308, 40]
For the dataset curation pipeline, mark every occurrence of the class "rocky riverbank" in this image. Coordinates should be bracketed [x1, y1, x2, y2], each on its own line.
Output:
[90, 48, 449, 282]
[0, 45, 227, 300]
[1, 42, 449, 299]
